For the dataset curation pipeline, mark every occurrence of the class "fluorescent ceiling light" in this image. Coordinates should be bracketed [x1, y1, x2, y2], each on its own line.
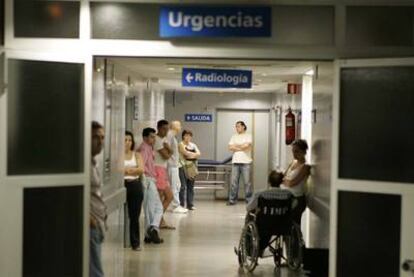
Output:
[305, 69, 314, 76]
[167, 67, 176, 71]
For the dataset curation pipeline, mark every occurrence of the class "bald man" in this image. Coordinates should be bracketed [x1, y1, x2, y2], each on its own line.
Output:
[167, 121, 188, 213]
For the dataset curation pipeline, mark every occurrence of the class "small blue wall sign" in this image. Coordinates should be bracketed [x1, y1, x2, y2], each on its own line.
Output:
[182, 68, 252, 89]
[160, 6, 271, 38]
[185, 114, 213, 122]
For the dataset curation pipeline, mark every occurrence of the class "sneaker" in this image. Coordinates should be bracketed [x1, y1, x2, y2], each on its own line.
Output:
[173, 206, 188, 214]
[144, 236, 152, 244]
[132, 246, 142, 251]
[188, 206, 196, 211]
[226, 202, 236, 206]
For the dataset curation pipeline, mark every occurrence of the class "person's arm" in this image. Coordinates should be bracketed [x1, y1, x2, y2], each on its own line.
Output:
[193, 144, 201, 159]
[239, 134, 252, 151]
[163, 141, 173, 155]
[228, 135, 242, 152]
[158, 147, 172, 160]
[186, 143, 201, 159]
[125, 152, 145, 176]
[179, 143, 198, 159]
[239, 142, 251, 151]
[283, 165, 310, 187]
[155, 138, 172, 160]
[283, 161, 294, 176]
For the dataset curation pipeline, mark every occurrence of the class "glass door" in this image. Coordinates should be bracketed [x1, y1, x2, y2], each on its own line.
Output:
[330, 58, 414, 277]
[0, 50, 90, 277]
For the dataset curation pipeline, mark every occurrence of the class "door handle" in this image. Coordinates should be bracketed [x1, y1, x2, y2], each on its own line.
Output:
[402, 260, 414, 272]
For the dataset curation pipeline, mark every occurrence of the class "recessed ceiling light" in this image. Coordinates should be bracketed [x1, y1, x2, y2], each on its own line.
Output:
[167, 67, 176, 71]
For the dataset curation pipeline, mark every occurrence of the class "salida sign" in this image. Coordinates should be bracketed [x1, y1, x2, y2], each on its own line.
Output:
[185, 114, 213, 122]
[159, 6, 271, 38]
[182, 68, 252, 89]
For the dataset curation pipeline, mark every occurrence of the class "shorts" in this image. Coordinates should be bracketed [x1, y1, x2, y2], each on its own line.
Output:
[155, 166, 170, 191]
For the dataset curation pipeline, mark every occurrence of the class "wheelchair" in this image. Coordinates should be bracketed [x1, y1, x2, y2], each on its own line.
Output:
[235, 196, 305, 273]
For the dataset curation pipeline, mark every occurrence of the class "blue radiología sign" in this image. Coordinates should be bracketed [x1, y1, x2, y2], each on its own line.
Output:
[159, 6, 271, 38]
[185, 114, 213, 122]
[182, 68, 252, 89]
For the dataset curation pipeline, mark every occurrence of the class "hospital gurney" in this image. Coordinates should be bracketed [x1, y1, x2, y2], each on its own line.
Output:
[194, 157, 232, 199]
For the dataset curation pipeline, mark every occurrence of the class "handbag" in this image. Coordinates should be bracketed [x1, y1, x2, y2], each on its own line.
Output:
[184, 160, 198, 179]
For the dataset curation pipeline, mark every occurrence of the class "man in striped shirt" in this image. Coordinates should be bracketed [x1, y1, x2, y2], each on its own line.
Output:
[246, 171, 292, 213]
[246, 170, 295, 254]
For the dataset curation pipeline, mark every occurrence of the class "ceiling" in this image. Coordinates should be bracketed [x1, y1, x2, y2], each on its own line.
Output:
[104, 57, 331, 94]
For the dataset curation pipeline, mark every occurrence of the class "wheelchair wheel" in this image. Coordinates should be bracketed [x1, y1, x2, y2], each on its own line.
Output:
[285, 223, 304, 270]
[238, 221, 260, 272]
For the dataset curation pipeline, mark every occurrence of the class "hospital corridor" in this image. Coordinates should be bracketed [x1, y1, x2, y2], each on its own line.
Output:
[1, 1, 414, 277]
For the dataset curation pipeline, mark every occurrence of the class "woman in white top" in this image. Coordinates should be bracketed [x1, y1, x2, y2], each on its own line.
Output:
[281, 139, 310, 226]
[178, 130, 201, 210]
[124, 131, 144, 251]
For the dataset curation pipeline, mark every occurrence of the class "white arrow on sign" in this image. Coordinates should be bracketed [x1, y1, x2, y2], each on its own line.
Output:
[185, 73, 194, 83]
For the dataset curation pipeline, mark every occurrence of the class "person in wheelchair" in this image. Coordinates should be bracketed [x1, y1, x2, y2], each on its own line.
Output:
[236, 171, 304, 273]
[245, 170, 296, 255]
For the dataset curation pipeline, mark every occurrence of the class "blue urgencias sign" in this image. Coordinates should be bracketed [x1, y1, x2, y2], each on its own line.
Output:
[185, 114, 213, 122]
[182, 68, 252, 89]
[160, 6, 271, 38]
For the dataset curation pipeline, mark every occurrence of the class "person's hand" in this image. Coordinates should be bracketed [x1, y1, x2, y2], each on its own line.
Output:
[90, 217, 98, 228]
[283, 179, 292, 187]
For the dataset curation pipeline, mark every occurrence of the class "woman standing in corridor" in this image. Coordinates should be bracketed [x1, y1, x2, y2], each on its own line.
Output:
[124, 131, 145, 251]
[281, 139, 311, 226]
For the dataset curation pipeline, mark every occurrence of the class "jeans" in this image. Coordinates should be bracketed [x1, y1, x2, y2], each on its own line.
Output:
[292, 196, 307, 226]
[179, 167, 194, 209]
[143, 176, 164, 235]
[90, 227, 104, 277]
[229, 163, 253, 204]
[168, 166, 181, 208]
[125, 179, 144, 248]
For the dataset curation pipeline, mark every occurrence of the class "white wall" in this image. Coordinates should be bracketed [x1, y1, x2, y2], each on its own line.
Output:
[272, 63, 333, 249]
[306, 63, 333, 248]
[271, 92, 302, 171]
[129, 83, 165, 145]
[165, 92, 274, 160]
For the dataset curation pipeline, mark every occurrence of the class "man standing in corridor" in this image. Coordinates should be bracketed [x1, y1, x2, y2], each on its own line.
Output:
[90, 121, 107, 277]
[227, 121, 253, 205]
[167, 121, 188, 213]
[139, 127, 164, 244]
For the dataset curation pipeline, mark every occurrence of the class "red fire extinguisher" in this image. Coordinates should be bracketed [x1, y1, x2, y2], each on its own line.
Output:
[285, 107, 296, 145]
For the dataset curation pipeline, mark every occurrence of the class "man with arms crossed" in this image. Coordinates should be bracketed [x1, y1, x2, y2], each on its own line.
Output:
[138, 127, 164, 243]
[167, 121, 188, 213]
[154, 120, 175, 229]
[227, 121, 253, 205]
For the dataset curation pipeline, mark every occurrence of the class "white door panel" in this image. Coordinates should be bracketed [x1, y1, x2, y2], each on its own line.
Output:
[216, 110, 270, 199]
[331, 58, 414, 277]
[253, 111, 270, 192]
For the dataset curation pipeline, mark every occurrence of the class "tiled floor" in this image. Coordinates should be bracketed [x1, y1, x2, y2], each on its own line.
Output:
[102, 200, 306, 277]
